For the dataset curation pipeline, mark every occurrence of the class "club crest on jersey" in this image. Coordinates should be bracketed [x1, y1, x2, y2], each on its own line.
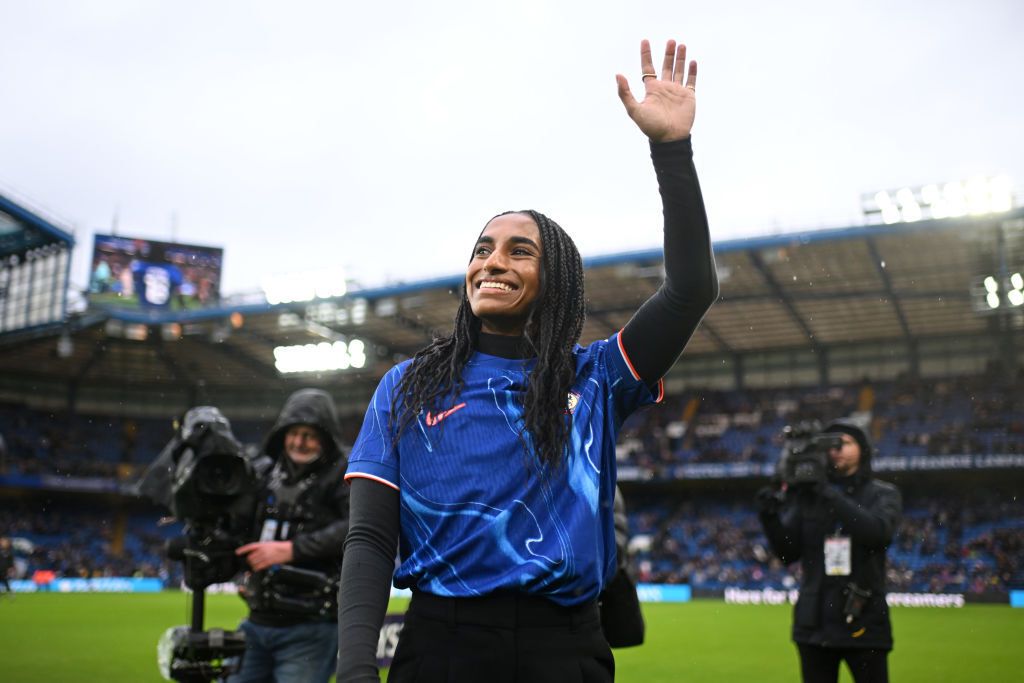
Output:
[565, 392, 580, 415]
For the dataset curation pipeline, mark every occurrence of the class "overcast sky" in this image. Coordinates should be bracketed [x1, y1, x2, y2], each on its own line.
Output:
[2, 0, 1021, 296]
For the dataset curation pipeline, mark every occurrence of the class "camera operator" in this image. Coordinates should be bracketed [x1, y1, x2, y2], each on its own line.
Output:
[229, 389, 350, 683]
[757, 419, 902, 683]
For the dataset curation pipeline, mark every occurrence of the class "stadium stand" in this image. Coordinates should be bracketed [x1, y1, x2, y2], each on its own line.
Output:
[615, 373, 1024, 473]
[0, 402, 362, 479]
[2, 373, 1021, 481]
[622, 492, 1024, 596]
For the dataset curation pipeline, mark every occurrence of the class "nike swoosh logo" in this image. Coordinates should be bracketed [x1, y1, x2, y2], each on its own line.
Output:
[425, 402, 466, 427]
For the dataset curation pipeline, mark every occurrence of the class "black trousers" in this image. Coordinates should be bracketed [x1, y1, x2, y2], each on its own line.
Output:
[388, 591, 614, 683]
[797, 643, 889, 683]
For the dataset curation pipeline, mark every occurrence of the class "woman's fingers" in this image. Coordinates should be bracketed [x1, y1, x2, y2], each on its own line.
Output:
[616, 73, 639, 114]
[640, 39, 655, 78]
[674, 44, 687, 84]
[660, 40, 677, 82]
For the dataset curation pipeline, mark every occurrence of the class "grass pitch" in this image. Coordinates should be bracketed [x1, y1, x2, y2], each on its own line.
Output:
[0, 592, 1019, 681]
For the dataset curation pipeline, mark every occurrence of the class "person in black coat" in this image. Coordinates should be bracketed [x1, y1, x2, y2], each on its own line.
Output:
[757, 419, 902, 683]
[229, 389, 350, 683]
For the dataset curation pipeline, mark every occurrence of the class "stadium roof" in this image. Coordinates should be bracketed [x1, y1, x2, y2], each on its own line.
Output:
[0, 192, 75, 259]
[1, 207, 1022, 412]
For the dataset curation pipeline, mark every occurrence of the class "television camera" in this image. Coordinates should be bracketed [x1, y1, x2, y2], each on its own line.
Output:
[138, 406, 263, 682]
[778, 421, 845, 486]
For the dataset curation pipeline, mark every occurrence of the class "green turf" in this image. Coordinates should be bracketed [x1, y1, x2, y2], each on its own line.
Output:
[0, 593, 1019, 681]
[616, 601, 1023, 682]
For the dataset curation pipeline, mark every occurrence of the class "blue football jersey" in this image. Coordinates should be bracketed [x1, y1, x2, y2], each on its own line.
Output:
[131, 261, 183, 308]
[346, 332, 662, 605]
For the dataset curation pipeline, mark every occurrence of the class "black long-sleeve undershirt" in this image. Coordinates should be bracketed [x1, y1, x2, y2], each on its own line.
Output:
[337, 478, 400, 682]
[620, 137, 719, 385]
[336, 137, 717, 681]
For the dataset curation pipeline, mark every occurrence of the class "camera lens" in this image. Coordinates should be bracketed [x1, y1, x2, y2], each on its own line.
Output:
[195, 454, 245, 495]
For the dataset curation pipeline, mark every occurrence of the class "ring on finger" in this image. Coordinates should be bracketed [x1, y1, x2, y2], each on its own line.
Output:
[641, 73, 657, 81]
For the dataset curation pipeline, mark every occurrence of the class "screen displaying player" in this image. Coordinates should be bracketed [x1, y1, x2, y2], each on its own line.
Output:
[90, 234, 223, 310]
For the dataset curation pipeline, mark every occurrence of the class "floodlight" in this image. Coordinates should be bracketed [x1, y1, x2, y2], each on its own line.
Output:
[1011, 273, 1024, 291]
[56, 332, 74, 358]
[351, 299, 367, 325]
[901, 202, 922, 222]
[943, 181, 968, 217]
[930, 200, 949, 219]
[349, 339, 367, 368]
[273, 337, 368, 373]
[991, 175, 1013, 212]
[966, 177, 991, 215]
[896, 188, 921, 221]
[986, 292, 1000, 309]
[865, 176, 1013, 223]
[375, 298, 398, 317]
[262, 268, 347, 305]
[313, 270, 347, 299]
[1008, 290, 1024, 307]
[922, 184, 946, 218]
[161, 323, 182, 341]
[984, 276, 999, 293]
[262, 275, 312, 305]
[124, 324, 149, 341]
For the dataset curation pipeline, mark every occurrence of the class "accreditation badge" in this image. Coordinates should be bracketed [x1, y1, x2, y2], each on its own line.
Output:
[259, 518, 279, 542]
[824, 535, 852, 576]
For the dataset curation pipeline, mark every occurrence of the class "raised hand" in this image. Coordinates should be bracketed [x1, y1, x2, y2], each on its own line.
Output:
[616, 39, 697, 143]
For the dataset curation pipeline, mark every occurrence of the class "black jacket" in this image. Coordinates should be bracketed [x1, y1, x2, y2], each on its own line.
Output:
[759, 420, 902, 650]
[247, 389, 351, 626]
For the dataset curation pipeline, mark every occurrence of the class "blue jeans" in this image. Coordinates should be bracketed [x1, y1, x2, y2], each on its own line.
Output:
[227, 619, 337, 683]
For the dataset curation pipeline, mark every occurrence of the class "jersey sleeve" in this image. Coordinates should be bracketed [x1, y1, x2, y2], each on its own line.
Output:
[603, 331, 664, 421]
[345, 364, 406, 491]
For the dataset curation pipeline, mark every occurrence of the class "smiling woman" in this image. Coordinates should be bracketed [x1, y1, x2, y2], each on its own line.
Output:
[466, 212, 545, 336]
[337, 38, 719, 683]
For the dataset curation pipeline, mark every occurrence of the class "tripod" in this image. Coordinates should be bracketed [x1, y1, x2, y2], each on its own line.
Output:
[159, 534, 248, 682]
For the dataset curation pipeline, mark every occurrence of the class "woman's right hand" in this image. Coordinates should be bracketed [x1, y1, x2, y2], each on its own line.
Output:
[616, 39, 698, 143]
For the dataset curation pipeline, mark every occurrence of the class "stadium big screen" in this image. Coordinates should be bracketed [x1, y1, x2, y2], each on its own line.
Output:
[89, 234, 223, 310]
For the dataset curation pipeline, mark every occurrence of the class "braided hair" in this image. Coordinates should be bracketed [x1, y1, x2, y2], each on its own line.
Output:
[390, 210, 586, 469]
